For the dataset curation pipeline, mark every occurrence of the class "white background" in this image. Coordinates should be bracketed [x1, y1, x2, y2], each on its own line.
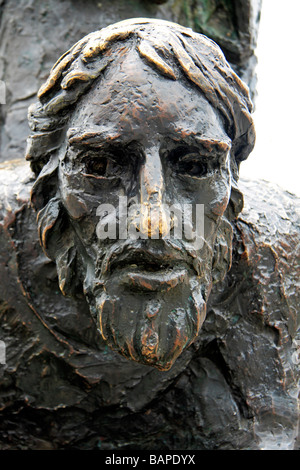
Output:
[239, 0, 300, 196]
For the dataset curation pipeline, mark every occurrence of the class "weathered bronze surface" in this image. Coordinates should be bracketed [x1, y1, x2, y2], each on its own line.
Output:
[0, 18, 299, 450]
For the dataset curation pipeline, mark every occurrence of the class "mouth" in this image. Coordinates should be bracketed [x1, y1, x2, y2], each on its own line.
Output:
[100, 244, 192, 292]
[110, 248, 174, 272]
[120, 266, 189, 292]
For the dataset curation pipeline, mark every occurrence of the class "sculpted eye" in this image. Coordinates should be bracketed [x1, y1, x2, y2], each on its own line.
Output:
[82, 155, 122, 178]
[169, 146, 209, 178]
[177, 157, 208, 177]
[84, 157, 108, 176]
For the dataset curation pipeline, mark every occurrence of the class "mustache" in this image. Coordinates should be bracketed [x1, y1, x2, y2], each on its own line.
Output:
[96, 237, 212, 280]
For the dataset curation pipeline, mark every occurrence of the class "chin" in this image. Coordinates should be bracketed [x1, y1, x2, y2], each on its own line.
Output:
[93, 273, 208, 371]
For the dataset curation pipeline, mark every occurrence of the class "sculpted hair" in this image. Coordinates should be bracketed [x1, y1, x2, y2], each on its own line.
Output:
[26, 18, 255, 176]
[25, 18, 255, 294]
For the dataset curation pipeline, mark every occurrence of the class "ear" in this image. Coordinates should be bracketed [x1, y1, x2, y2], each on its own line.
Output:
[211, 217, 233, 284]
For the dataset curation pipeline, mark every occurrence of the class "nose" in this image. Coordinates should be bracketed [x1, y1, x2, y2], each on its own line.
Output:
[132, 148, 170, 238]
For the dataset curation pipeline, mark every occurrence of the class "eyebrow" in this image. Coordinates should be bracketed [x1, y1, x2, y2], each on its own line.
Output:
[67, 129, 231, 153]
[68, 129, 123, 147]
[176, 135, 231, 154]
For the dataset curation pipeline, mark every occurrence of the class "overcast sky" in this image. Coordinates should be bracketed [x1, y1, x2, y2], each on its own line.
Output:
[239, 0, 300, 197]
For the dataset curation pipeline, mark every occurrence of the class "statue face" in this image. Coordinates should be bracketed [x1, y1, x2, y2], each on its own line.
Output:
[58, 49, 232, 370]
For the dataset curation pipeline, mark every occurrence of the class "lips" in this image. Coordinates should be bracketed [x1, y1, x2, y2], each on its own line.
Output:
[121, 267, 189, 292]
[98, 241, 194, 292]
[101, 239, 193, 273]
[109, 248, 174, 273]
[108, 250, 189, 292]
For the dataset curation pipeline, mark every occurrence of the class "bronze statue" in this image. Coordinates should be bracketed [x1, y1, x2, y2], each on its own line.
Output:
[0, 19, 299, 450]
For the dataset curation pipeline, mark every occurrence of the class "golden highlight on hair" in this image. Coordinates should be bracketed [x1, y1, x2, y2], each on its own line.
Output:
[26, 18, 255, 180]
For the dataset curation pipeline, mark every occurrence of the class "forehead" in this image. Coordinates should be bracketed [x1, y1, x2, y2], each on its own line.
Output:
[68, 48, 229, 144]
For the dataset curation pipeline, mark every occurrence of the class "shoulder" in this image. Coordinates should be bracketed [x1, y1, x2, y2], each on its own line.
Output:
[203, 178, 300, 448]
[0, 159, 35, 303]
[0, 159, 34, 222]
[237, 177, 300, 336]
[238, 177, 300, 241]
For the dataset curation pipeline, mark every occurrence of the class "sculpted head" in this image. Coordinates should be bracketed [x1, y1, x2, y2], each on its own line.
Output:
[26, 18, 255, 371]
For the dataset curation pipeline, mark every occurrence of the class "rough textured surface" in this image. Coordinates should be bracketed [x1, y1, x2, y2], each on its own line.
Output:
[24, 18, 255, 372]
[0, 0, 260, 163]
[1, 4, 298, 452]
[0, 160, 299, 449]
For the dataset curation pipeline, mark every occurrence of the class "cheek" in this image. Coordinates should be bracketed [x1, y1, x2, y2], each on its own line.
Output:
[63, 192, 89, 219]
[59, 169, 123, 220]
[59, 179, 99, 248]
[206, 164, 231, 217]
[210, 178, 231, 217]
[202, 173, 231, 241]
[59, 170, 124, 248]
[59, 171, 90, 219]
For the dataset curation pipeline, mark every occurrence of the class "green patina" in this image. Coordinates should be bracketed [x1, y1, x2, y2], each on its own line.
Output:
[170, 0, 238, 42]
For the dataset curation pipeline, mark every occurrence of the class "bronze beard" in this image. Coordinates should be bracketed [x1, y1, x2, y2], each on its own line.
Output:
[35, 185, 234, 370]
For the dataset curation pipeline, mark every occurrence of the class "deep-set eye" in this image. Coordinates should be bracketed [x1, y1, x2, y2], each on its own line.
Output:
[82, 155, 122, 178]
[177, 158, 208, 177]
[84, 157, 107, 176]
[168, 146, 209, 178]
